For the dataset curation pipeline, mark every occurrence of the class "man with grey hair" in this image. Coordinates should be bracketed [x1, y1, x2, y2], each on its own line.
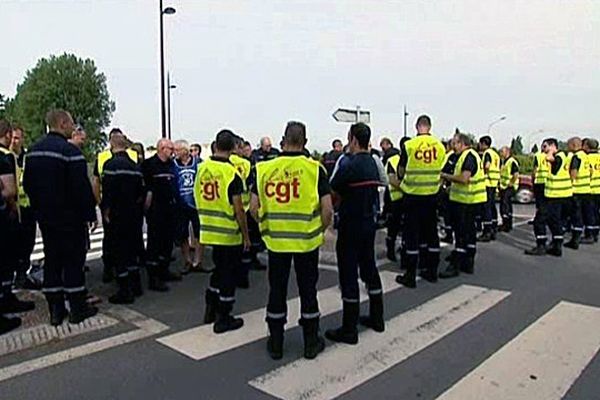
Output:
[173, 139, 205, 273]
[251, 136, 280, 164]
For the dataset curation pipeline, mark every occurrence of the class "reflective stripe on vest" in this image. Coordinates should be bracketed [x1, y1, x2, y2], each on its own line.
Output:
[589, 152, 600, 195]
[534, 152, 549, 185]
[256, 155, 323, 253]
[97, 149, 139, 177]
[399, 135, 445, 196]
[573, 150, 591, 194]
[545, 152, 573, 199]
[194, 159, 242, 246]
[483, 148, 501, 188]
[500, 157, 519, 190]
[229, 154, 251, 211]
[449, 148, 487, 204]
[386, 154, 403, 201]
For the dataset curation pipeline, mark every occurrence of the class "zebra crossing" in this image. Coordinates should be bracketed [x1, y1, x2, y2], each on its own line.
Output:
[156, 273, 600, 400]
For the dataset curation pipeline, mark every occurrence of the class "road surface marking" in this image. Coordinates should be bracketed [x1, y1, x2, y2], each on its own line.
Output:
[249, 285, 510, 400]
[156, 270, 401, 361]
[435, 301, 600, 400]
[31, 234, 147, 262]
[0, 307, 168, 383]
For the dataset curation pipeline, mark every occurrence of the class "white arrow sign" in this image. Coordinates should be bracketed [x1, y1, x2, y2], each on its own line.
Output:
[332, 108, 371, 123]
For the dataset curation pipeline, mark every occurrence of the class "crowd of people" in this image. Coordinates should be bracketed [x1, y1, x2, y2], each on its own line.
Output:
[0, 109, 598, 362]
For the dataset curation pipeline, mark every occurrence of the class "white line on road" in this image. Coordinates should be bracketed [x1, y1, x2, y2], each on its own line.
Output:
[249, 285, 510, 400]
[31, 235, 147, 262]
[0, 306, 168, 383]
[156, 270, 401, 361]
[435, 301, 600, 400]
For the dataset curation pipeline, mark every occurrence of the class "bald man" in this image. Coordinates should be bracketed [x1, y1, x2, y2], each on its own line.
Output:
[498, 146, 519, 232]
[565, 137, 591, 249]
[141, 138, 180, 292]
[251, 136, 280, 164]
[23, 110, 98, 325]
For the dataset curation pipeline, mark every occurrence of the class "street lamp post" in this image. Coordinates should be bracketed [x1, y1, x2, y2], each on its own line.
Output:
[159, 0, 176, 138]
[403, 105, 409, 138]
[487, 115, 507, 133]
[167, 71, 177, 140]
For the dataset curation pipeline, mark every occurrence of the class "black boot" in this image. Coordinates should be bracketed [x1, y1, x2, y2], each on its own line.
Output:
[564, 231, 581, 250]
[385, 237, 397, 261]
[148, 264, 169, 292]
[0, 315, 21, 335]
[359, 294, 384, 333]
[67, 292, 98, 324]
[46, 293, 67, 326]
[129, 269, 143, 297]
[267, 321, 285, 360]
[213, 313, 244, 334]
[302, 319, 325, 359]
[109, 276, 135, 305]
[525, 239, 547, 256]
[203, 290, 218, 324]
[418, 252, 438, 283]
[102, 264, 114, 283]
[439, 252, 461, 279]
[461, 255, 475, 274]
[395, 260, 417, 288]
[325, 302, 359, 345]
[0, 291, 35, 314]
[547, 239, 563, 257]
[477, 231, 493, 242]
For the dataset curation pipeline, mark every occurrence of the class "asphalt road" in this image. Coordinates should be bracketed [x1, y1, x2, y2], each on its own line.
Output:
[1, 204, 600, 400]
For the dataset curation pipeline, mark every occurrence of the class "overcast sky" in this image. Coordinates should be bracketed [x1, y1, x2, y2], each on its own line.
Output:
[2, 0, 599, 151]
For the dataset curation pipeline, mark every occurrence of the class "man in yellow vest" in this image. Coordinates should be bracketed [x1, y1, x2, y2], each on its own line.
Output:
[564, 137, 591, 249]
[93, 128, 139, 283]
[440, 133, 487, 278]
[385, 147, 403, 261]
[251, 121, 333, 359]
[439, 139, 457, 244]
[525, 140, 552, 255]
[395, 115, 446, 288]
[477, 136, 500, 241]
[582, 138, 600, 243]
[195, 129, 250, 334]
[497, 146, 519, 232]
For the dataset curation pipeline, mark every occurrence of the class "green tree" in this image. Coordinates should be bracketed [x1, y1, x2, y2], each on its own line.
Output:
[8, 53, 115, 158]
[510, 135, 524, 155]
[0, 93, 10, 120]
[531, 144, 539, 154]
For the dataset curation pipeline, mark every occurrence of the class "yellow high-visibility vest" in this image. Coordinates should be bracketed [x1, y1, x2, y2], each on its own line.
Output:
[194, 159, 242, 246]
[534, 151, 549, 185]
[545, 152, 573, 199]
[386, 154, 403, 202]
[229, 154, 251, 211]
[97, 149, 138, 177]
[572, 150, 591, 195]
[399, 134, 445, 196]
[256, 155, 323, 253]
[483, 148, 500, 188]
[588, 152, 600, 195]
[449, 148, 487, 204]
[500, 156, 519, 190]
[0, 147, 28, 209]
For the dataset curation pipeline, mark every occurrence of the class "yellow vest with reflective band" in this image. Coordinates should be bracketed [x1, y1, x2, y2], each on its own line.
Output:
[97, 149, 138, 177]
[545, 152, 573, 198]
[386, 154, 403, 202]
[589, 152, 600, 195]
[449, 149, 487, 204]
[194, 159, 242, 246]
[400, 135, 445, 196]
[229, 154, 251, 211]
[0, 147, 29, 209]
[572, 150, 591, 195]
[534, 151, 549, 185]
[256, 155, 323, 253]
[483, 148, 500, 188]
[500, 156, 519, 190]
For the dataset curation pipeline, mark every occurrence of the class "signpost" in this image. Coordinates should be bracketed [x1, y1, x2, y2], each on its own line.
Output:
[332, 106, 371, 124]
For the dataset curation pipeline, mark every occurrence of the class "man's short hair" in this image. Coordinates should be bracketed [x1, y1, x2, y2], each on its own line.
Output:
[215, 130, 235, 152]
[243, 141, 251, 147]
[45, 109, 71, 129]
[332, 139, 342, 148]
[350, 123, 371, 149]
[0, 120, 12, 138]
[284, 121, 307, 147]
[380, 137, 393, 147]
[174, 139, 190, 150]
[191, 143, 202, 152]
[479, 135, 492, 147]
[585, 138, 598, 150]
[109, 128, 123, 138]
[544, 138, 558, 148]
[416, 115, 432, 128]
[454, 133, 471, 146]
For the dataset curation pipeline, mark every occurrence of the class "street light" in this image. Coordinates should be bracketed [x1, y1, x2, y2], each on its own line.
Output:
[487, 115, 507, 133]
[159, 0, 176, 138]
[167, 71, 177, 140]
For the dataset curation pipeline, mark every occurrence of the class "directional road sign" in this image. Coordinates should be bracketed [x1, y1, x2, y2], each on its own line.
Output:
[332, 108, 371, 123]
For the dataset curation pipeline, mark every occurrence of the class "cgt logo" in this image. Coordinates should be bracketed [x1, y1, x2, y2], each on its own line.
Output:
[415, 146, 439, 163]
[202, 181, 220, 201]
[265, 178, 300, 203]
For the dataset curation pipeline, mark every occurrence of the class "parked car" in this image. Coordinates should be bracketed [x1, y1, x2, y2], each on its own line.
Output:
[514, 175, 534, 204]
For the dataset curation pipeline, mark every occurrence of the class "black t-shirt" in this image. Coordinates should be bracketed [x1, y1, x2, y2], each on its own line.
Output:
[442, 153, 459, 175]
[461, 153, 479, 176]
[210, 156, 244, 204]
[398, 142, 409, 169]
[0, 145, 16, 176]
[483, 152, 491, 165]
[550, 154, 564, 175]
[510, 161, 519, 175]
[570, 154, 581, 171]
[250, 152, 331, 198]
